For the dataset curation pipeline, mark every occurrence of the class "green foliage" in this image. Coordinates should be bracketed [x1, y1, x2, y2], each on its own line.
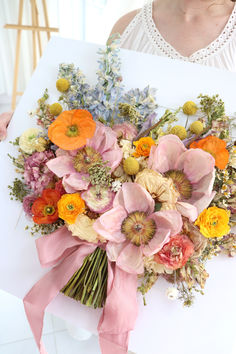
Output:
[198, 94, 225, 124]
[8, 178, 28, 202]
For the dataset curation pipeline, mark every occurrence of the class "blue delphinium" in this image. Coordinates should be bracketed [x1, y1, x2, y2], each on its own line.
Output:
[58, 64, 91, 109]
[57, 37, 158, 126]
[123, 86, 158, 120]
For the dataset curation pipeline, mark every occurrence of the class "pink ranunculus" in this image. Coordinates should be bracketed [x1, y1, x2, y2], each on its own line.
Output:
[93, 182, 183, 274]
[112, 122, 138, 140]
[0, 112, 13, 141]
[24, 151, 55, 193]
[148, 135, 216, 221]
[47, 122, 123, 193]
[154, 234, 194, 270]
[23, 194, 38, 217]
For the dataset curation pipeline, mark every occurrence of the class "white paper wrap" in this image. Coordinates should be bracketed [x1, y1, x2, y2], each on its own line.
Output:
[0, 37, 235, 354]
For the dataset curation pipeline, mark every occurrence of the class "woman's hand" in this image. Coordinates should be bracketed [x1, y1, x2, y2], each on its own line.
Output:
[0, 112, 13, 141]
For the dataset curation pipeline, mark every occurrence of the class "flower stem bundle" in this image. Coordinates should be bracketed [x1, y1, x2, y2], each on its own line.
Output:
[61, 247, 108, 308]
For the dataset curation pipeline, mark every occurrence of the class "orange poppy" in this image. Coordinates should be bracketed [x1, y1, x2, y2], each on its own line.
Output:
[190, 135, 229, 169]
[32, 189, 61, 224]
[133, 137, 156, 157]
[48, 109, 96, 151]
[57, 193, 85, 224]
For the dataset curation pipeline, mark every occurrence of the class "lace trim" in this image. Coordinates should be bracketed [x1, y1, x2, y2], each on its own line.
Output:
[142, 0, 236, 62]
[120, 10, 142, 47]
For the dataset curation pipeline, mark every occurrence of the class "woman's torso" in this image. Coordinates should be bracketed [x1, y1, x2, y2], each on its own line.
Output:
[120, 0, 236, 71]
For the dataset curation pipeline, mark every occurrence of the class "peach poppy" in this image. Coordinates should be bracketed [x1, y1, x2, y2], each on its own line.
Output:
[148, 135, 216, 221]
[48, 109, 96, 151]
[31, 189, 61, 224]
[190, 135, 229, 170]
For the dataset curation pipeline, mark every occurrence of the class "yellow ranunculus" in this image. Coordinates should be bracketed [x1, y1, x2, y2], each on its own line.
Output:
[195, 206, 230, 238]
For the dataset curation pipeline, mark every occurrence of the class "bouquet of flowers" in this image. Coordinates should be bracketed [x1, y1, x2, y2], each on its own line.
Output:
[8, 38, 236, 353]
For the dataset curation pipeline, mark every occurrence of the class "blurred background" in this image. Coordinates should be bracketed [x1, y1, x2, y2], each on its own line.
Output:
[0, 0, 145, 99]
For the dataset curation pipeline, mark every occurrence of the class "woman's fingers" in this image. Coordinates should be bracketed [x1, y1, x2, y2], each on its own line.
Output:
[0, 112, 13, 141]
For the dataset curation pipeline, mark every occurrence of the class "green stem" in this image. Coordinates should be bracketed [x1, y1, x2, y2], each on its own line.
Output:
[185, 115, 189, 129]
[61, 247, 108, 308]
[135, 110, 174, 140]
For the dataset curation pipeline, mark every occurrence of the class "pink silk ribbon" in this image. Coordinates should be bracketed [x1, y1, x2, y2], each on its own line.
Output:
[23, 226, 138, 354]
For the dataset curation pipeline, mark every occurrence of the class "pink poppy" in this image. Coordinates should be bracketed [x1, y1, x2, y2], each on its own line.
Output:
[47, 122, 122, 193]
[112, 122, 138, 140]
[148, 135, 216, 221]
[93, 182, 182, 274]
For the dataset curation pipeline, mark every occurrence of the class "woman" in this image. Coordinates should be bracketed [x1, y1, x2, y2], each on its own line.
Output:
[1, 0, 236, 140]
[109, 0, 236, 71]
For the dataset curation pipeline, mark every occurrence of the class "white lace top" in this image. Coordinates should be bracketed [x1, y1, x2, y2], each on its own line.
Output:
[120, 0, 236, 71]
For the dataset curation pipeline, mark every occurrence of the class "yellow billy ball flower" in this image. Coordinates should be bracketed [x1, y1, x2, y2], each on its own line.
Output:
[183, 101, 198, 115]
[56, 78, 70, 92]
[190, 121, 204, 135]
[170, 125, 187, 140]
[195, 206, 230, 238]
[123, 157, 140, 175]
[49, 103, 63, 116]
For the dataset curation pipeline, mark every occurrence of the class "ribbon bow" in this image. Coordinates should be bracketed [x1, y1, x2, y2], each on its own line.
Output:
[23, 226, 138, 354]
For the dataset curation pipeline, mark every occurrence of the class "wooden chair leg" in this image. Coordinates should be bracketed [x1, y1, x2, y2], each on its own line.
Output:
[12, 0, 24, 110]
[31, 0, 37, 70]
[9, 0, 57, 110]
[35, 1, 42, 57]
[42, 0, 51, 40]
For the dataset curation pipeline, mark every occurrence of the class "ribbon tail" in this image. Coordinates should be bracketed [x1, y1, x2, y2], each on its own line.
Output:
[98, 263, 138, 354]
[99, 334, 131, 354]
[23, 244, 97, 354]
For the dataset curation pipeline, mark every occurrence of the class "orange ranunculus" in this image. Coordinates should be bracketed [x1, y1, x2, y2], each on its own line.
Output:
[154, 234, 194, 270]
[133, 137, 156, 157]
[57, 193, 85, 224]
[48, 109, 96, 151]
[190, 135, 229, 169]
[32, 189, 61, 224]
